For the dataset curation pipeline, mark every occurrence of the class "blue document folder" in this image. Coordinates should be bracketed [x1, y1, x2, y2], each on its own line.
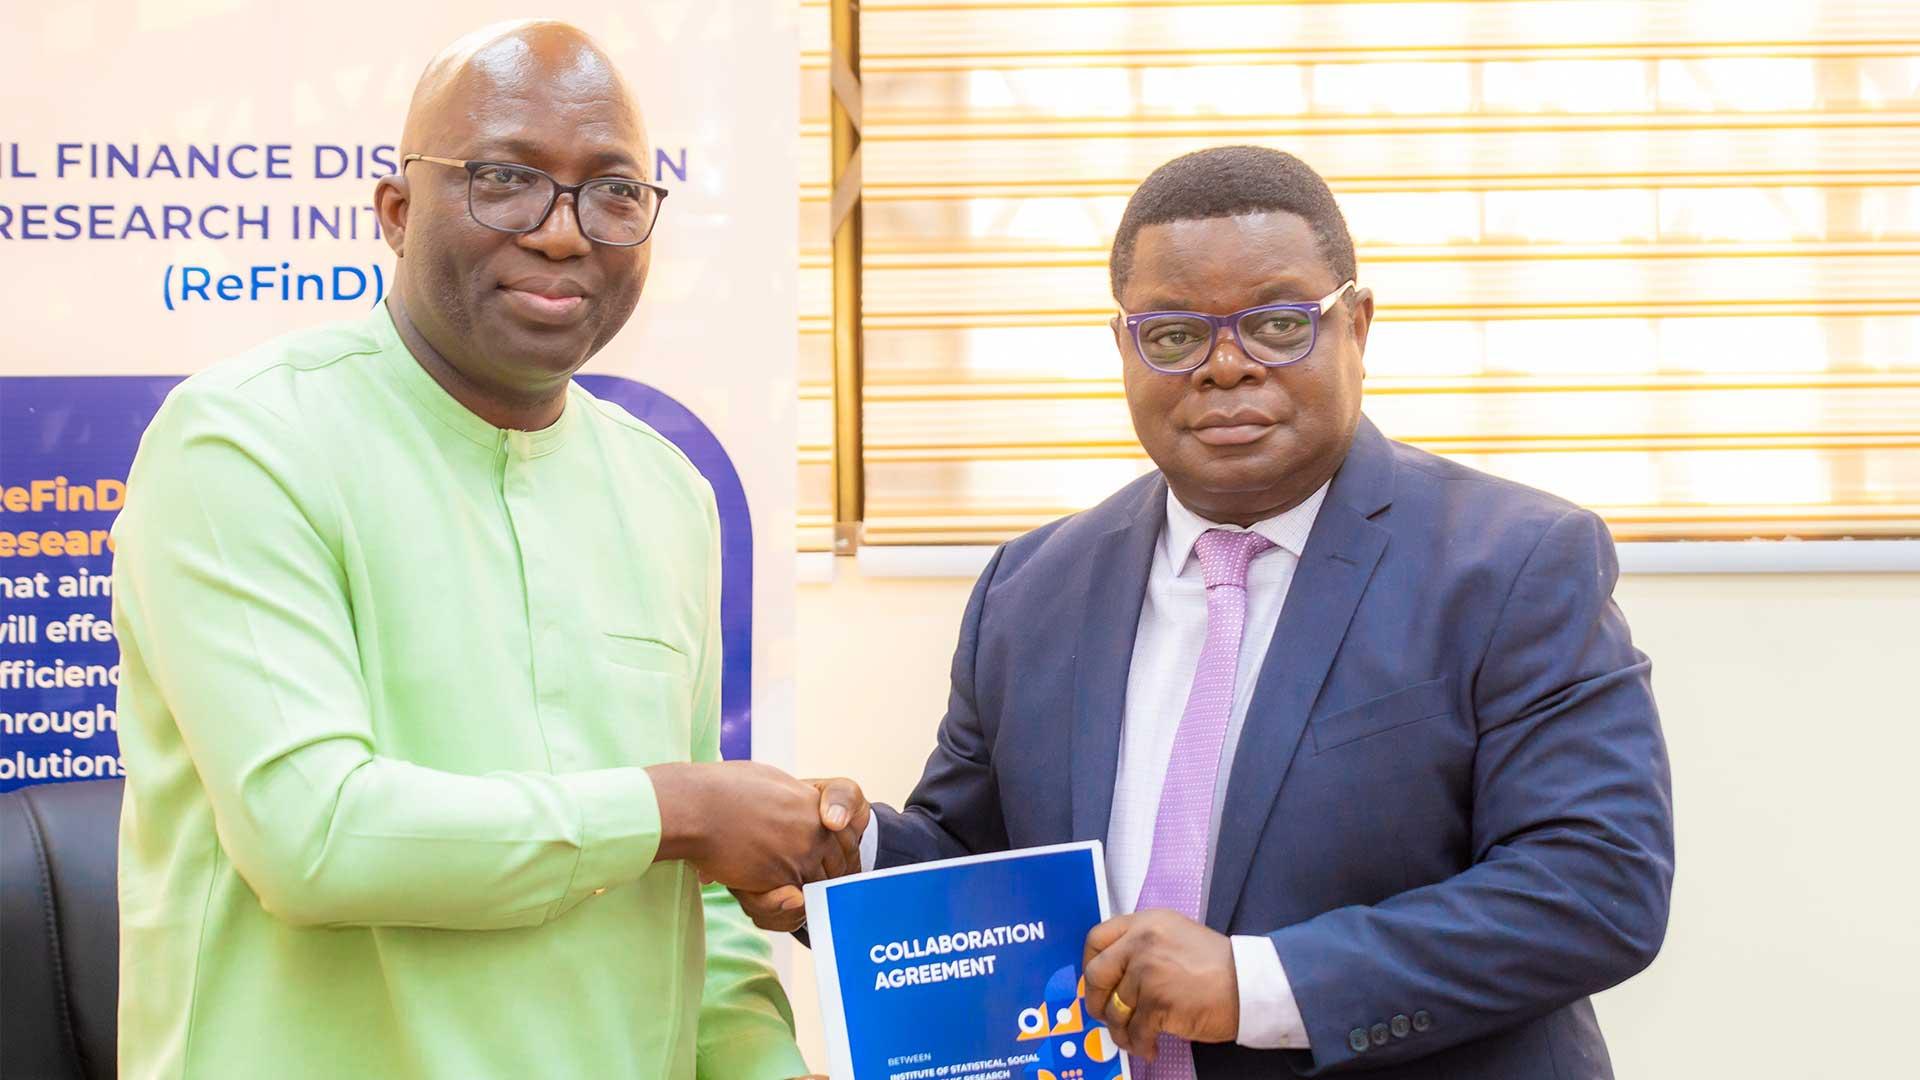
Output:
[804, 841, 1131, 1080]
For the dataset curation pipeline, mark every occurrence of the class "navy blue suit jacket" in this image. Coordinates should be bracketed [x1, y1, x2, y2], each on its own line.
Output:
[871, 417, 1674, 1078]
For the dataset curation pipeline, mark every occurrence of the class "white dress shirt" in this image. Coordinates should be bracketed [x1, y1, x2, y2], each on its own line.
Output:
[1104, 485, 1326, 1049]
[860, 482, 1329, 1050]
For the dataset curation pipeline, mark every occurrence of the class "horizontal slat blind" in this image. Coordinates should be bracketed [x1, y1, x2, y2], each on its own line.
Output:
[797, 0, 1920, 546]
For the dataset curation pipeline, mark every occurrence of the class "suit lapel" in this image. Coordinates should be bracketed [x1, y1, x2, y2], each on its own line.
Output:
[1206, 419, 1396, 929]
[1069, 475, 1165, 843]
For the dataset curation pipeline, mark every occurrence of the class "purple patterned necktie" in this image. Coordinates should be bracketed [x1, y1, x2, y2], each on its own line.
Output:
[1132, 528, 1275, 1080]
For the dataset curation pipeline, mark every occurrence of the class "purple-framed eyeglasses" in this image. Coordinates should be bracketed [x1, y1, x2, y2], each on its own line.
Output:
[1121, 280, 1356, 374]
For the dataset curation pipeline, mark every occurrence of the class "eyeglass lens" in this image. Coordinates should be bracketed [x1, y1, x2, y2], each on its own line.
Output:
[467, 163, 658, 245]
[1136, 307, 1315, 370]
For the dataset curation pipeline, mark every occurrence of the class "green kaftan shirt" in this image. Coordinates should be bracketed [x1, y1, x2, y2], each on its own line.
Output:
[111, 306, 805, 1079]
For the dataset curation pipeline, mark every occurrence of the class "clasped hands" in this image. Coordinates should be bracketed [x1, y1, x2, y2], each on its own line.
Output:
[648, 761, 870, 930]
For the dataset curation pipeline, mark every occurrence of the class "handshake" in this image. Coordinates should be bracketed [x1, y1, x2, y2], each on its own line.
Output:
[648, 761, 870, 933]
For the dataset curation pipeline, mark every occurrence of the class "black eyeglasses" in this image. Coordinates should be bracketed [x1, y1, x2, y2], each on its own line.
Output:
[403, 155, 668, 247]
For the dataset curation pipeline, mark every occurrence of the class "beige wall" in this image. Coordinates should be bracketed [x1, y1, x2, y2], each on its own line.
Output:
[785, 565, 1920, 1077]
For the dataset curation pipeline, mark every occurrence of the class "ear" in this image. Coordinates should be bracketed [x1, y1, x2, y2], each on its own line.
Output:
[373, 172, 410, 258]
[1347, 285, 1375, 377]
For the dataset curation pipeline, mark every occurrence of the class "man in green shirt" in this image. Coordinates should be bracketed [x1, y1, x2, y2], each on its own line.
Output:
[112, 21, 842, 1079]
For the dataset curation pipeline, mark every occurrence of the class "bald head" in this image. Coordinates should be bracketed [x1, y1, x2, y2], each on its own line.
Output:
[400, 21, 644, 160]
[375, 20, 656, 429]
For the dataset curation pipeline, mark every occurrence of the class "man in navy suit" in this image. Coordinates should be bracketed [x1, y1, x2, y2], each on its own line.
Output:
[746, 146, 1673, 1078]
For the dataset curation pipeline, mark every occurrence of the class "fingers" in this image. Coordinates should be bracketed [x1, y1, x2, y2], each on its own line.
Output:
[1110, 960, 1159, 1060]
[1084, 914, 1132, 968]
[810, 777, 868, 834]
[1082, 915, 1168, 1059]
[731, 885, 808, 933]
[1081, 916, 1135, 1026]
[776, 771, 842, 885]
[817, 829, 852, 881]
[802, 777, 869, 882]
[828, 825, 861, 877]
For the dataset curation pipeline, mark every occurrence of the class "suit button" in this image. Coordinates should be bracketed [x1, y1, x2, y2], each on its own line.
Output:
[1412, 1010, 1433, 1032]
[1370, 1023, 1391, 1047]
[1391, 1014, 1411, 1038]
[1348, 1028, 1371, 1053]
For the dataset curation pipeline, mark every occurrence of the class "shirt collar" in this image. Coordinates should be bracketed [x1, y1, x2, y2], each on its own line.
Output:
[1163, 480, 1331, 576]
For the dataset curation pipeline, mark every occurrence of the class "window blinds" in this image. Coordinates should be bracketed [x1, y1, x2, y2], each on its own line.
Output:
[798, 0, 1920, 547]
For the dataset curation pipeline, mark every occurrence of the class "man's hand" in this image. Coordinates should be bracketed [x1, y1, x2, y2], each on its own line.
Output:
[732, 777, 871, 933]
[647, 762, 853, 894]
[1081, 909, 1240, 1061]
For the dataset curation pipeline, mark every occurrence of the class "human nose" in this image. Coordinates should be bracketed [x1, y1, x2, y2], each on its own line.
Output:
[1191, 321, 1265, 389]
[517, 190, 594, 260]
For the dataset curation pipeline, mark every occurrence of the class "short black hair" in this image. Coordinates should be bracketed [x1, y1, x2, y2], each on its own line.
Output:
[1109, 145, 1357, 301]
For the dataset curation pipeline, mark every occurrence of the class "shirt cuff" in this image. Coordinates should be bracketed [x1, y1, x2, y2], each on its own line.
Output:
[857, 814, 879, 872]
[553, 766, 663, 917]
[1231, 935, 1311, 1050]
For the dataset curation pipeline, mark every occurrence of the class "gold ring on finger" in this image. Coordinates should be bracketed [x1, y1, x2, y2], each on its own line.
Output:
[1108, 991, 1135, 1022]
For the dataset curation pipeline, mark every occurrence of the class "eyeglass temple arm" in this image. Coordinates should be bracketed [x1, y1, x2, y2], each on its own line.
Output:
[1319, 279, 1358, 312]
